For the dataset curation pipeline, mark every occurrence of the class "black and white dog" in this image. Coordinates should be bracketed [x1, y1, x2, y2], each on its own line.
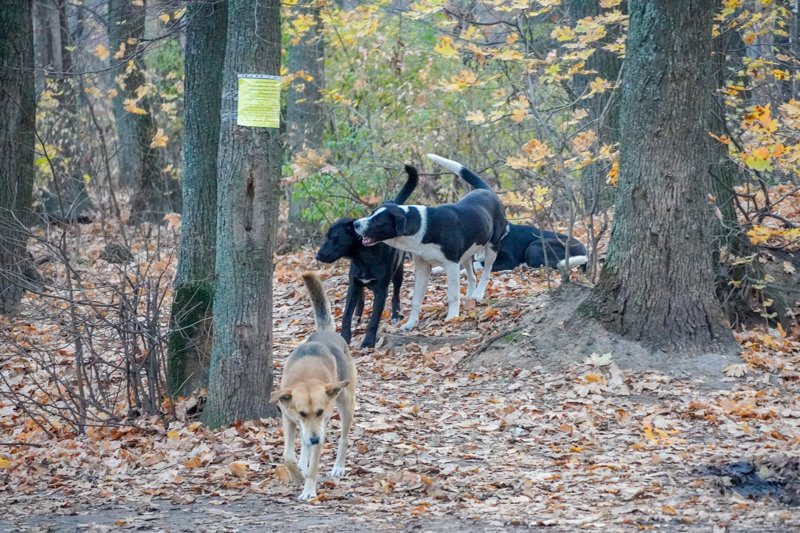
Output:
[490, 223, 588, 272]
[315, 165, 418, 348]
[353, 154, 507, 331]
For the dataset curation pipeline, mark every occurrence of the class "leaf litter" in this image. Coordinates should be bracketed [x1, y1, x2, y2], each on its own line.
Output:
[1, 237, 799, 531]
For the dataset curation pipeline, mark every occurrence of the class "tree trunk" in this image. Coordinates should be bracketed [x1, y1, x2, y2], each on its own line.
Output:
[0, 0, 35, 313]
[167, 0, 228, 397]
[203, 0, 282, 427]
[108, 0, 179, 221]
[579, 0, 739, 355]
[570, 0, 622, 215]
[286, 3, 325, 247]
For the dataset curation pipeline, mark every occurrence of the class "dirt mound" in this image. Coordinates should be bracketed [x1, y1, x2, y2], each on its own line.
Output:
[465, 283, 742, 388]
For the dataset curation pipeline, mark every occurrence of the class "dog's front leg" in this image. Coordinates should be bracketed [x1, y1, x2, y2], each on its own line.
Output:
[282, 418, 303, 485]
[444, 262, 462, 321]
[401, 258, 431, 331]
[298, 442, 324, 501]
[330, 391, 354, 477]
[390, 263, 404, 324]
[473, 246, 498, 301]
[341, 283, 364, 344]
[361, 284, 387, 348]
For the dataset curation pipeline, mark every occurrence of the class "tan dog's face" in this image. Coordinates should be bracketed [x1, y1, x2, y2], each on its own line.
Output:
[271, 380, 348, 446]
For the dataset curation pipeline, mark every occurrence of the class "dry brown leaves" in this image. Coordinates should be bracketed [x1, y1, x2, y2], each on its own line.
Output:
[1, 227, 800, 531]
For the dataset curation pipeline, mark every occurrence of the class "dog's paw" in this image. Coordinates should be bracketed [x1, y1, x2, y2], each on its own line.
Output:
[285, 462, 304, 485]
[330, 464, 346, 477]
[360, 337, 375, 349]
[400, 319, 417, 331]
[297, 487, 317, 501]
[472, 289, 486, 302]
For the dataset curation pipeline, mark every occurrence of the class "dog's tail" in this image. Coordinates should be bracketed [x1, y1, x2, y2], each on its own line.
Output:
[426, 153, 491, 191]
[394, 165, 419, 204]
[301, 272, 334, 332]
[557, 255, 588, 270]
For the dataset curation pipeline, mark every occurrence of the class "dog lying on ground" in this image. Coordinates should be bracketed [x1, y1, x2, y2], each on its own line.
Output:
[490, 223, 588, 272]
[315, 165, 418, 348]
[270, 272, 357, 501]
[354, 154, 507, 331]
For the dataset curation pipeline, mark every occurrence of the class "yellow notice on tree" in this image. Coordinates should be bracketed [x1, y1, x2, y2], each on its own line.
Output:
[237, 74, 281, 128]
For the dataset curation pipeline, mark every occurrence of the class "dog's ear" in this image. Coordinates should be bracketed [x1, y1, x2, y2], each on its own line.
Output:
[270, 388, 292, 404]
[325, 380, 349, 398]
[390, 208, 407, 235]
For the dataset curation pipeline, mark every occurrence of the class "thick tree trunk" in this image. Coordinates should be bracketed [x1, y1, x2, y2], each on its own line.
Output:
[286, 3, 325, 247]
[579, 0, 738, 355]
[167, 0, 228, 397]
[108, 0, 179, 221]
[203, 0, 281, 427]
[0, 0, 35, 313]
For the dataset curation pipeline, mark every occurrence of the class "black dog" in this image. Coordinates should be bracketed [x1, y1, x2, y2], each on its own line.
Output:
[315, 166, 418, 348]
[353, 154, 507, 331]
[490, 223, 588, 272]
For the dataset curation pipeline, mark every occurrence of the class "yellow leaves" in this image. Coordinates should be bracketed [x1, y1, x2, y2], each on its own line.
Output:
[599, 0, 623, 7]
[520, 138, 551, 162]
[502, 186, 550, 216]
[747, 225, 800, 246]
[465, 110, 486, 125]
[434, 36, 460, 59]
[493, 48, 525, 61]
[167, 430, 180, 441]
[551, 26, 575, 42]
[743, 104, 778, 132]
[571, 129, 597, 153]
[150, 128, 169, 149]
[439, 70, 480, 92]
[0, 457, 11, 469]
[606, 158, 619, 186]
[124, 100, 148, 115]
[510, 107, 528, 124]
[583, 77, 613, 98]
[94, 44, 109, 61]
[159, 12, 170, 24]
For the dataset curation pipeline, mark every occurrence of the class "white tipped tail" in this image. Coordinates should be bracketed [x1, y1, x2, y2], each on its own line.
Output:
[301, 272, 334, 332]
[426, 153, 464, 176]
[557, 256, 588, 270]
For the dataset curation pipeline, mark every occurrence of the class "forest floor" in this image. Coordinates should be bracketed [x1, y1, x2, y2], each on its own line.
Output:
[2, 241, 800, 532]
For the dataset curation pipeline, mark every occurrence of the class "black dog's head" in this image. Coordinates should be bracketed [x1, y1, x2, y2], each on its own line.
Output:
[353, 202, 408, 246]
[316, 218, 359, 263]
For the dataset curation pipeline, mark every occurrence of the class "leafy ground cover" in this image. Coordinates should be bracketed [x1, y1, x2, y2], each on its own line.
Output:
[1, 239, 799, 532]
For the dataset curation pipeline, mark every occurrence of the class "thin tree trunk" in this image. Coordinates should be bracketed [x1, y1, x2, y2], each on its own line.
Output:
[108, 0, 179, 221]
[0, 0, 35, 313]
[579, 0, 739, 355]
[204, 0, 282, 427]
[168, 0, 228, 397]
[286, 2, 325, 247]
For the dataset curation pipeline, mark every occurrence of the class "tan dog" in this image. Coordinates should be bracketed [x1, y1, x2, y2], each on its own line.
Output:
[270, 272, 357, 501]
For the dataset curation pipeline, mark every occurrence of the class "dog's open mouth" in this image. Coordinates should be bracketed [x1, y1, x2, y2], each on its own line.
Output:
[360, 235, 378, 247]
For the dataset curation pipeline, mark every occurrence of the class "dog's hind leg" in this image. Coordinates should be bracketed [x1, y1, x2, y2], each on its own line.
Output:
[298, 442, 323, 501]
[330, 391, 353, 477]
[401, 257, 431, 331]
[473, 246, 498, 301]
[444, 262, 462, 321]
[461, 256, 477, 299]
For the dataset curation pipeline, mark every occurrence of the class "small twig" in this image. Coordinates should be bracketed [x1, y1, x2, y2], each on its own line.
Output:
[0, 442, 45, 447]
[460, 325, 525, 367]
